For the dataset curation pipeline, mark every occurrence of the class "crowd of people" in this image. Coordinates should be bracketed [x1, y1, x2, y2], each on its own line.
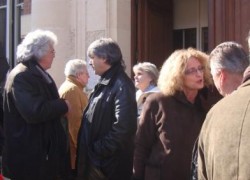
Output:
[0, 29, 250, 180]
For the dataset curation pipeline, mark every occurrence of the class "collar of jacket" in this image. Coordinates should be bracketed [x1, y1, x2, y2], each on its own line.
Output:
[66, 75, 84, 89]
[239, 76, 250, 89]
[174, 91, 202, 108]
[22, 59, 53, 84]
[98, 64, 123, 86]
[242, 66, 250, 83]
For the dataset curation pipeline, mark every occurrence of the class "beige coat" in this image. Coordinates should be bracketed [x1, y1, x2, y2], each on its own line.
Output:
[198, 78, 250, 180]
[59, 76, 88, 169]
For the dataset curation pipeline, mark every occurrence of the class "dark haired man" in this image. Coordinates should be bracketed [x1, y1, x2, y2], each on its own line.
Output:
[76, 38, 137, 180]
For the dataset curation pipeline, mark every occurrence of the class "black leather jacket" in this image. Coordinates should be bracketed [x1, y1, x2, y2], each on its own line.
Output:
[76, 64, 137, 180]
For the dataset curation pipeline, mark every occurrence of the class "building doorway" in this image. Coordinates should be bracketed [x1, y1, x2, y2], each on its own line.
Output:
[131, 0, 208, 70]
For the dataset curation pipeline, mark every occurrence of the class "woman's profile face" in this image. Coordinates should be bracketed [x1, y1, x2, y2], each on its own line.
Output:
[183, 57, 205, 92]
[134, 69, 153, 91]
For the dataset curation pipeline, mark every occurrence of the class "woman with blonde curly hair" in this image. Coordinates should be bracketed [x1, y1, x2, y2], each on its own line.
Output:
[132, 48, 219, 180]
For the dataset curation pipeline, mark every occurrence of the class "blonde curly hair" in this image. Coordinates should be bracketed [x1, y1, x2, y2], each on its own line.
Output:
[158, 48, 213, 96]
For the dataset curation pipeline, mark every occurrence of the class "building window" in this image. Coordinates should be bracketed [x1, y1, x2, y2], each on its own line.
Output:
[0, 0, 6, 6]
[173, 28, 197, 50]
[201, 27, 208, 52]
[173, 27, 208, 52]
[0, 0, 24, 67]
[15, 0, 24, 51]
[0, 0, 6, 58]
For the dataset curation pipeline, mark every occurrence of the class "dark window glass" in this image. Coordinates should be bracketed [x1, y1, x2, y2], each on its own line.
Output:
[202, 27, 208, 52]
[0, 7, 6, 58]
[16, 3, 23, 45]
[173, 29, 183, 50]
[0, 0, 6, 6]
[173, 28, 197, 50]
[17, 1, 24, 15]
[184, 28, 196, 49]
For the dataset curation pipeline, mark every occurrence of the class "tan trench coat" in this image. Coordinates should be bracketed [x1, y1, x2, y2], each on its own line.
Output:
[198, 78, 250, 179]
[59, 76, 88, 169]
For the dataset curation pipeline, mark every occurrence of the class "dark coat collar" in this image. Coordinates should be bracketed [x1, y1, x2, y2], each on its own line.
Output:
[174, 90, 203, 111]
[242, 66, 250, 83]
[98, 64, 123, 86]
[174, 91, 198, 104]
[22, 59, 53, 84]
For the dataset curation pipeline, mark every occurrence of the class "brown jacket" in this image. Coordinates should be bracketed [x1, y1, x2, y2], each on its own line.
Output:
[59, 76, 88, 169]
[133, 91, 207, 180]
[198, 70, 250, 179]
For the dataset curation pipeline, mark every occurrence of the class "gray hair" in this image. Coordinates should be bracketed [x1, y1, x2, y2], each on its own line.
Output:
[16, 29, 58, 63]
[87, 37, 125, 68]
[64, 59, 87, 77]
[133, 62, 159, 86]
[209, 41, 249, 75]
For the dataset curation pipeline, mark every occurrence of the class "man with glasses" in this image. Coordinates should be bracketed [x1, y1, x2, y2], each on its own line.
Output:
[3, 29, 71, 180]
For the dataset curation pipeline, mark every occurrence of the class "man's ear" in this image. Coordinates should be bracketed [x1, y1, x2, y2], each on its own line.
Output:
[218, 69, 225, 90]
[103, 58, 108, 63]
[103, 58, 111, 66]
[220, 69, 227, 82]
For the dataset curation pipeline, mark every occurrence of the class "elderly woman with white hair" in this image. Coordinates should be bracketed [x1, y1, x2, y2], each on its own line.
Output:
[133, 62, 159, 117]
[2, 29, 70, 180]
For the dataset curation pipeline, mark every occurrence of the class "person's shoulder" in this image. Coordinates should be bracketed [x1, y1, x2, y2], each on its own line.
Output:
[59, 81, 78, 93]
[200, 85, 250, 145]
[8, 63, 32, 83]
[117, 70, 132, 80]
[205, 85, 250, 120]
[61, 79, 78, 87]
[143, 92, 165, 103]
[115, 71, 134, 86]
[149, 86, 160, 93]
[223, 83, 250, 103]
[140, 92, 169, 112]
[10, 63, 26, 74]
[137, 92, 156, 105]
[239, 78, 250, 89]
[224, 83, 250, 107]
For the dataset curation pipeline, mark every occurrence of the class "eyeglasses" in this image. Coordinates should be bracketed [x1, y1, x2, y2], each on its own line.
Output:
[78, 71, 89, 76]
[49, 49, 55, 55]
[184, 66, 204, 75]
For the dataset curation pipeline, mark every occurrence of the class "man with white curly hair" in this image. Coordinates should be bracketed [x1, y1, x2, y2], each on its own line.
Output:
[2, 29, 71, 180]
